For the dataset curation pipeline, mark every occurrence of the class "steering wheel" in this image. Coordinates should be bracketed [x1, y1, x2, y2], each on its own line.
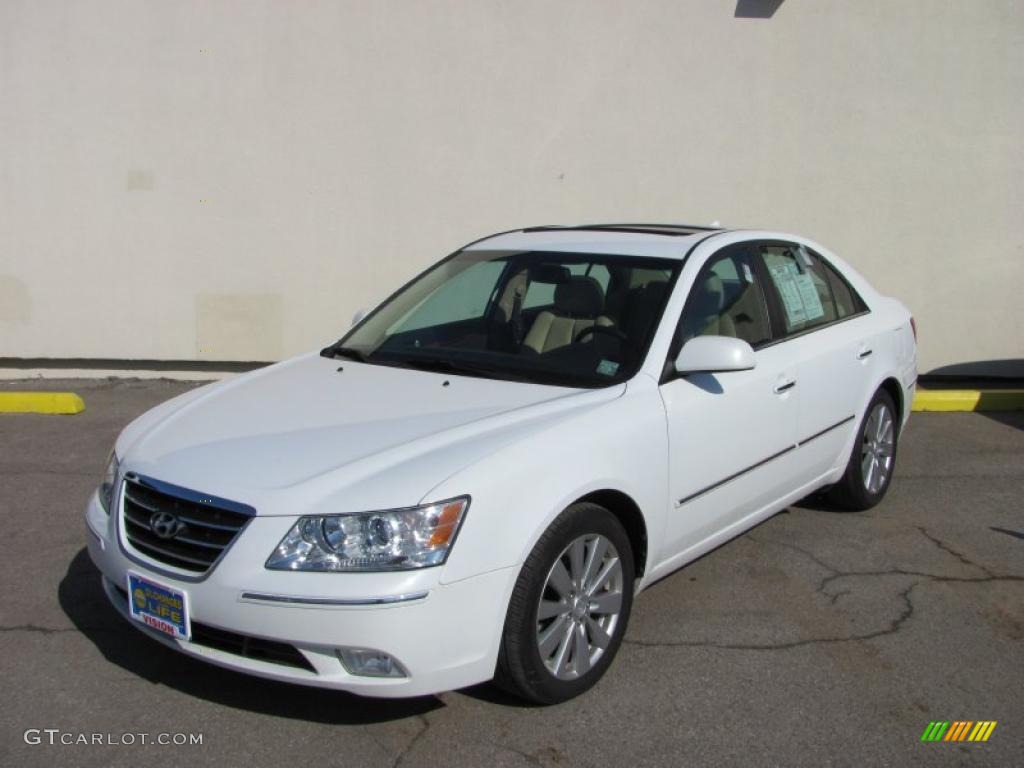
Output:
[574, 325, 631, 345]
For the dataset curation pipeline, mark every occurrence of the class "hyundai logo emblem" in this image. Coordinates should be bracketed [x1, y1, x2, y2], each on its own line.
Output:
[149, 511, 185, 540]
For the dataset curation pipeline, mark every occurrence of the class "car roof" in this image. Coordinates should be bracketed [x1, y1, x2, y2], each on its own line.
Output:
[465, 223, 726, 259]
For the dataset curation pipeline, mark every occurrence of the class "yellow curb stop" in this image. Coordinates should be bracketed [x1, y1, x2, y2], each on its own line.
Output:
[0, 392, 85, 414]
[912, 389, 1024, 412]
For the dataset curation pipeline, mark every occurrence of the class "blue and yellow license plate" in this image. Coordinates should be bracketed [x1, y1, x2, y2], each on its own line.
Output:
[127, 572, 191, 640]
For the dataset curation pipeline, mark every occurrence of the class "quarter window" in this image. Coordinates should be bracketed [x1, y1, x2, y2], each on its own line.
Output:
[812, 253, 867, 318]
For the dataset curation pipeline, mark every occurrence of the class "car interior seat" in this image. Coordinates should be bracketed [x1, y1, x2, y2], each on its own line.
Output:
[522, 276, 611, 354]
[723, 282, 769, 345]
[620, 278, 670, 346]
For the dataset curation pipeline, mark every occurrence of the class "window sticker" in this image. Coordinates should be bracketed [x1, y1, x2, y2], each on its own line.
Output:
[793, 272, 825, 320]
[596, 359, 620, 377]
[768, 260, 825, 326]
[742, 263, 755, 284]
[769, 263, 807, 326]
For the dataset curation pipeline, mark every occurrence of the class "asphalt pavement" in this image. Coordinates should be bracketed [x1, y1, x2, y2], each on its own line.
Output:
[1, 378, 1021, 767]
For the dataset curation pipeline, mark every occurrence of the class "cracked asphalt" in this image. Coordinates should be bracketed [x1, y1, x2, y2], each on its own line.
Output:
[1, 378, 1022, 767]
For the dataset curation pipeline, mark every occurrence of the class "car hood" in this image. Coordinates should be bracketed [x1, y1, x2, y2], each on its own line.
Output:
[117, 353, 623, 514]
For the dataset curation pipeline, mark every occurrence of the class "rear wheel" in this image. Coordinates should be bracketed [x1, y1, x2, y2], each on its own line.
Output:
[827, 388, 898, 511]
[495, 502, 634, 704]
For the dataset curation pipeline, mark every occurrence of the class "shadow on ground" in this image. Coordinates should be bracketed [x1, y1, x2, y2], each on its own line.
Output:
[978, 407, 1024, 432]
[59, 548, 443, 724]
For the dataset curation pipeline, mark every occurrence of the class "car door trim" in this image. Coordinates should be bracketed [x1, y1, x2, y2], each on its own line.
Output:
[674, 414, 856, 507]
[675, 445, 795, 507]
[796, 414, 857, 447]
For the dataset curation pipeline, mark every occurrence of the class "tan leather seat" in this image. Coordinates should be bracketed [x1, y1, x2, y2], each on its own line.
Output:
[620, 278, 669, 341]
[726, 283, 768, 345]
[523, 276, 611, 354]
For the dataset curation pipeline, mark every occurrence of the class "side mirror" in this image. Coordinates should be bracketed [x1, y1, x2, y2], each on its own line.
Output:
[351, 308, 368, 328]
[674, 336, 756, 375]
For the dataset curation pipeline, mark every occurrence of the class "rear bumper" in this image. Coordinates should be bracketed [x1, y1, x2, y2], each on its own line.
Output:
[85, 490, 517, 697]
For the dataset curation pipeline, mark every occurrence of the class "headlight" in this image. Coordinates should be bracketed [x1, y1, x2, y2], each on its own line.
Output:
[266, 497, 469, 572]
[98, 452, 119, 514]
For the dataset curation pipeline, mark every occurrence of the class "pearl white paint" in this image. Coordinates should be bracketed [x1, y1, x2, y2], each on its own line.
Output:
[86, 227, 916, 697]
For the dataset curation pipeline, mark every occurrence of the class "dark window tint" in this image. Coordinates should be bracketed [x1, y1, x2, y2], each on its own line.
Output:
[759, 244, 837, 335]
[679, 247, 772, 348]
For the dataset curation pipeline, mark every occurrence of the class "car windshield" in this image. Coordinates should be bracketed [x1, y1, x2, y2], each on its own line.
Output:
[330, 250, 679, 388]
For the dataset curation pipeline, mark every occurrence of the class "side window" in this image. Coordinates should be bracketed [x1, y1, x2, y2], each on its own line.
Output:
[527, 263, 611, 309]
[586, 264, 611, 293]
[522, 280, 555, 309]
[567, 262, 610, 293]
[678, 248, 772, 348]
[759, 244, 838, 335]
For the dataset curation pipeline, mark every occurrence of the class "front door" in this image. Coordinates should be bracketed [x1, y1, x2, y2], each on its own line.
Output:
[660, 244, 800, 561]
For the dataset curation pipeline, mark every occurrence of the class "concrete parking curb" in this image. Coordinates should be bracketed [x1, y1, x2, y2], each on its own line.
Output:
[912, 390, 1024, 412]
[0, 392, 85, 414]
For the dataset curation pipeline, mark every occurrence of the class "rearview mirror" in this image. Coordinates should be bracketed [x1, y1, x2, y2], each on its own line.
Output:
[674, 336, 755, 375]
[351, 308, 368, 328]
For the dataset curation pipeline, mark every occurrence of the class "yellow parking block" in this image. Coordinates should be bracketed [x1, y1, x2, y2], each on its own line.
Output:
[0, 392, 85, 414]
[913, 390, 1024, 412]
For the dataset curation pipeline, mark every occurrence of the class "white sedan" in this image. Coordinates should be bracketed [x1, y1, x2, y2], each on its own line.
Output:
[85, 224, 917, 703]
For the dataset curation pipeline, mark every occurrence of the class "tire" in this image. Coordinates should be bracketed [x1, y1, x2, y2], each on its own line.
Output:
[495, 502, 635, 704]
[827, 388, 899, 511]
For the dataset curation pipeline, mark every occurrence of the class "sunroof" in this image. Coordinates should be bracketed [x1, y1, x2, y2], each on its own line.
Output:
[522, 223, 718, 237]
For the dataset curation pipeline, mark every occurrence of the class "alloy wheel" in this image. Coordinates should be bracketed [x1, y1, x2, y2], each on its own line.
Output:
[535, 534, 623, 680]
[861, 402, 895, 494]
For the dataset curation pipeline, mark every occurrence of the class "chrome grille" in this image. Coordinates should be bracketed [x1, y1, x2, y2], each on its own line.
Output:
[121, 474, 253, 575]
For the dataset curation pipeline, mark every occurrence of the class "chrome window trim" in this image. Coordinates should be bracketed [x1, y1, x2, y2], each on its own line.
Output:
[754, 308, 871, 351]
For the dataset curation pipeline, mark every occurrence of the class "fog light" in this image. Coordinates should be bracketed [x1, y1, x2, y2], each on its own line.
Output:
[337, 647, 407, 678]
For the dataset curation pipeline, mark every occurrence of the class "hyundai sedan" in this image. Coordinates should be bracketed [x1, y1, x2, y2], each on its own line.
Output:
[85, 223, 917, 703]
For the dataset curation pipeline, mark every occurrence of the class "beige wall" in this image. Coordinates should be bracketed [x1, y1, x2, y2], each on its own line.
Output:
[1, 0, 1021, 374]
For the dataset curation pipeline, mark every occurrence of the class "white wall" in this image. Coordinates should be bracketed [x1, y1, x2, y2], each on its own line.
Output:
[1, 0, 1021, 373]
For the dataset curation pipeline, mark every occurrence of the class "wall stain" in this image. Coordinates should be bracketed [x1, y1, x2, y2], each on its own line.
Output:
[195, 293, 283, 361]
[125, 170, 155, 191]
[0, 276, 31, 324]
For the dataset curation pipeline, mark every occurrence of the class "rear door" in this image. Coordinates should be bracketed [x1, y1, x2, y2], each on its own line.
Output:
[659, 243, 802, 559]
[755, 241, 876, 481]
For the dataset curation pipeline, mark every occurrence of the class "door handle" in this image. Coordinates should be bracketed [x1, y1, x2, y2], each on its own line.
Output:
[773, 379, 796, 394]
[857, 347, 873, 360]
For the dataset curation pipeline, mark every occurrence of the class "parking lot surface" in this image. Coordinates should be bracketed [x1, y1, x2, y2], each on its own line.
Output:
[1, 378, 1022, 767]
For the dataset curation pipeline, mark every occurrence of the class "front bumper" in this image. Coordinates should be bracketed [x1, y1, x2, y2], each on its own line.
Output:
[85, 490, 517, 697]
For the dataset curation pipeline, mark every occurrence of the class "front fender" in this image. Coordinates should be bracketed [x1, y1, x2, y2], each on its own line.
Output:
[429, 375, 669, 586]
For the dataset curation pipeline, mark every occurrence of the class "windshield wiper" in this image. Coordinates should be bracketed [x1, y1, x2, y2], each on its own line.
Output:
[386, 355, 528, 382]
[320, 345, 369, 362]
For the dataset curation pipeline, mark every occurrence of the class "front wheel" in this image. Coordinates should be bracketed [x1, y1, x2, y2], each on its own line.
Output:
[495, 502, 634, 704]
[827, 388, 899, 511]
